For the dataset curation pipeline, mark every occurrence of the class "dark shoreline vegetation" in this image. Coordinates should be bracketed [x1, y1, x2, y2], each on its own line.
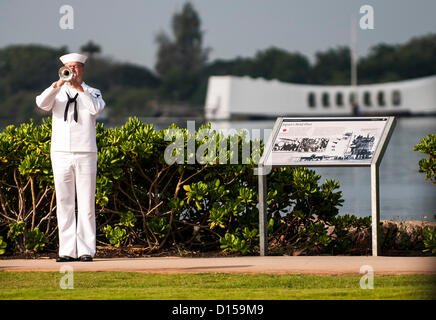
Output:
[1, 31, 436, 124]
[0, 117, 435, 258]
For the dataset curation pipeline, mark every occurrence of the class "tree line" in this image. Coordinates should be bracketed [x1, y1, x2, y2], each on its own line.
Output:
[0, 2, 435, 123]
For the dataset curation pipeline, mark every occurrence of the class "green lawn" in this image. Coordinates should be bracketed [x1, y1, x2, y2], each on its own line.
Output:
[0, 272, 435, 300]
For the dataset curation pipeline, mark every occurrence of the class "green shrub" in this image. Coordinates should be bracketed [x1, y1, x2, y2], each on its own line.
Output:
[219, 227, 259, 255]
[119, 211, 137, 228]
[102, 225, 128, 248]
[25, 227, 47, 252]
[220, 232, 250, 255]
[0, 236, 7, 255]
[327, 214, 371, 254]
[0, 117, 345, 255]
[7, 221, 25, 252]
[414, 134, 436, 186]
[6, 221, 48, 252]
[0, 119, 55, 253]
[8, 221, 25, 241]
[423, 228, 436, 255]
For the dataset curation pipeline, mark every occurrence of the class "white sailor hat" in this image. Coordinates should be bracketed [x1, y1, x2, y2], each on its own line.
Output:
[59, 53, 88, 65]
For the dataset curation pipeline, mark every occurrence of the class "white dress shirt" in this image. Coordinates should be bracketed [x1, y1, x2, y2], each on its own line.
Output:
[36, 82, 105, 152]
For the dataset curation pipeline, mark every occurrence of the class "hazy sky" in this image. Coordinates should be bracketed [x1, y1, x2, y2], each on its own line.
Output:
[1, 0, 435, 71]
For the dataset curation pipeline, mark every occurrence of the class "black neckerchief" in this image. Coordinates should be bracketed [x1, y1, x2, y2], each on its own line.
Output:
[64, 92, 79, 122]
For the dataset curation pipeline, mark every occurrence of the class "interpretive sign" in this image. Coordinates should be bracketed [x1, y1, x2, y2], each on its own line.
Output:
[263, 117, 391, 167]
[258, 117, 396, 257]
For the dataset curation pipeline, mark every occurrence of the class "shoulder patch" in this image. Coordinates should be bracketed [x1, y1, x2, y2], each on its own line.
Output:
[88, 88, 102, 99]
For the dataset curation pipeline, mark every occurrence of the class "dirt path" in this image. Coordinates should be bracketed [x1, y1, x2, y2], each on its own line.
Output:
[1, 256, 435, 275]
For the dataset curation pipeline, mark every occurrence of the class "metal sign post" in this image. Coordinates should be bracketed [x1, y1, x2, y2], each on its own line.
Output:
[370, 163, 380, 256]
[257, 117, 396, 257]
[258, 164, 268, 257]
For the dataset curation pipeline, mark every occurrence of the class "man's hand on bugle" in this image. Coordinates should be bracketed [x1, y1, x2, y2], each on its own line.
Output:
[69, 75, 84, 92]
[54, 78, 65, 88]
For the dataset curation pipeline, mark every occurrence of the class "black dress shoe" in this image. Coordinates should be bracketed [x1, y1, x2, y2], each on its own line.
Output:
[79, 255, 93, 262]
[56, 256, 77, 262]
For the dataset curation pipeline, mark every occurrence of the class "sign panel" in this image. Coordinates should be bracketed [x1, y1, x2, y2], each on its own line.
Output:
[263, 117, 390, 167]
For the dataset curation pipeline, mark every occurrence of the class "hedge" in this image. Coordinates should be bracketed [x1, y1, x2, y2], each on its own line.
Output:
[3, 117, 427, 256]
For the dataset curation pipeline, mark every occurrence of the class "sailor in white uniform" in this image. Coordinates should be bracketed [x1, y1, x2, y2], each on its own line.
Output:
[36, 53, 105, 262]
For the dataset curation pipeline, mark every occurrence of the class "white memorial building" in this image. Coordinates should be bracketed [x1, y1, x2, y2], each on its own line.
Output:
[205, 75, 436, 120]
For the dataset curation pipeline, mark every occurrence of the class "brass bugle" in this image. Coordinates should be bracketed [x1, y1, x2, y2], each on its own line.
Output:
[59, 66, 74, 82]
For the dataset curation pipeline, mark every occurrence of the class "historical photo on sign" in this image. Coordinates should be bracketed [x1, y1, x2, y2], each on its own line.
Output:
[274, 137, 329, 153]
[265, 118, 389, 166]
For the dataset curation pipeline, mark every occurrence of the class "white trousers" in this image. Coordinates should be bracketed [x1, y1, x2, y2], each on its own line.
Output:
[51, 151, 97, 258]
